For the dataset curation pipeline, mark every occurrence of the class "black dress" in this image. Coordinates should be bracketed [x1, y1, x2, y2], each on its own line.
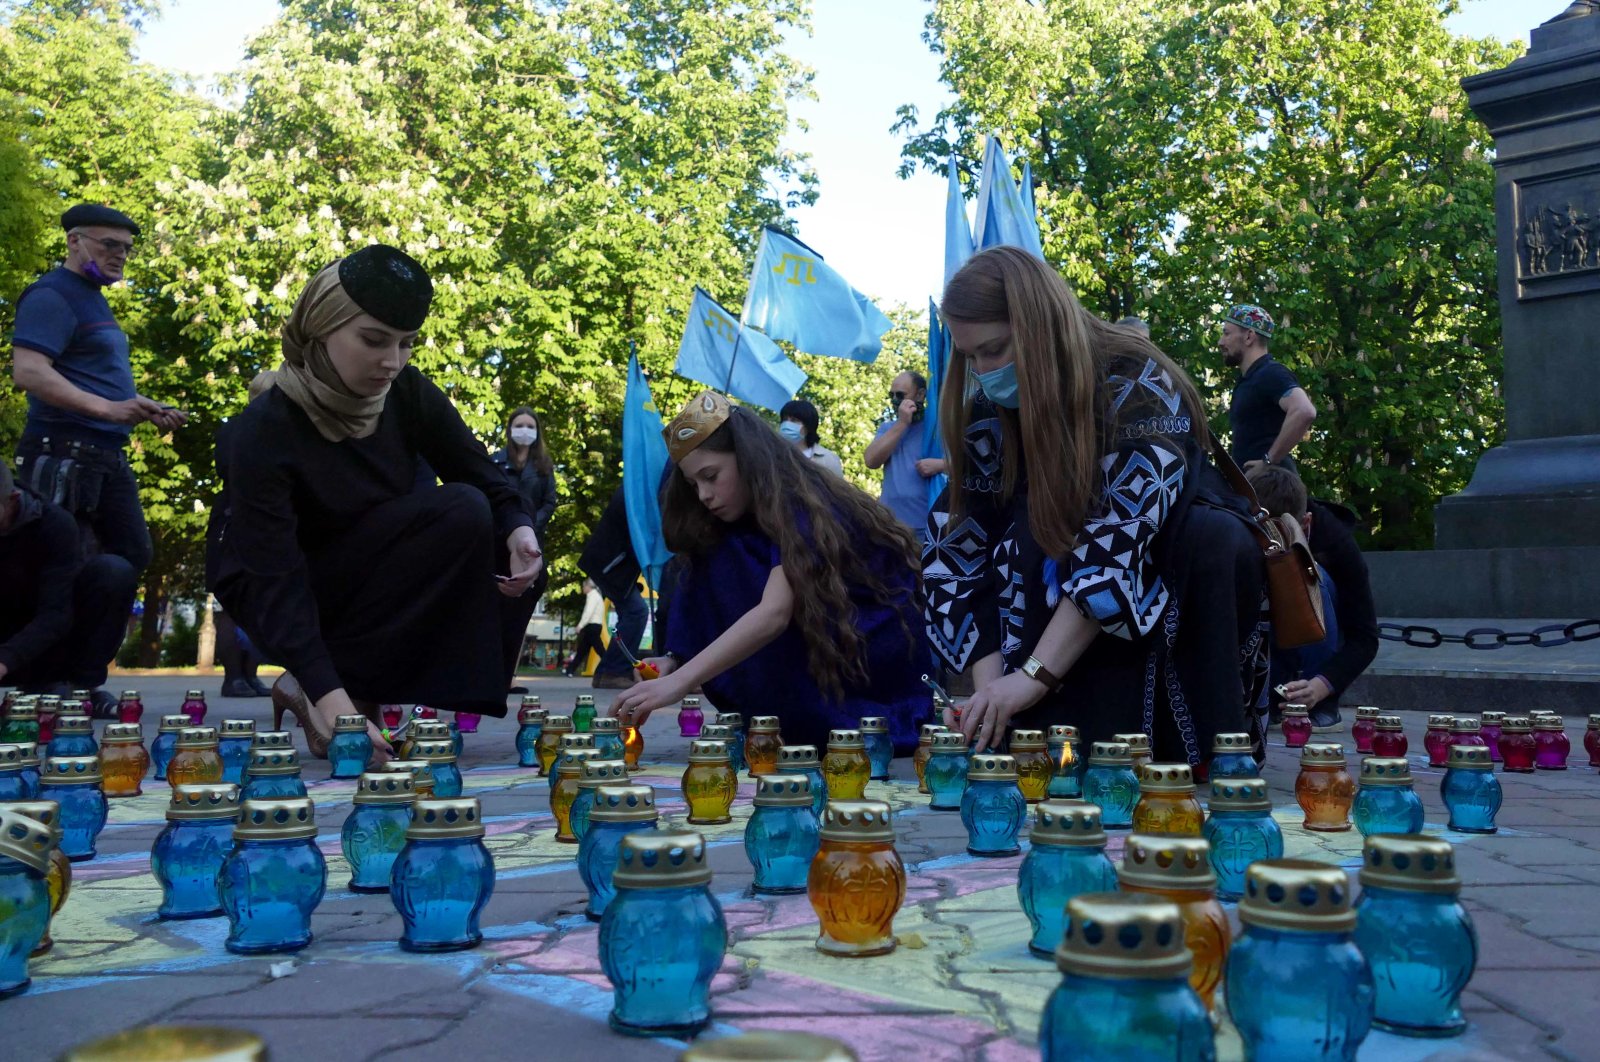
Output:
[207, 366, 534, 716]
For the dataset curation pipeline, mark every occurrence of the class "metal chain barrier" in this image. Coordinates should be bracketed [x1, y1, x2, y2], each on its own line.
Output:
[1378, 619, 1600, 650]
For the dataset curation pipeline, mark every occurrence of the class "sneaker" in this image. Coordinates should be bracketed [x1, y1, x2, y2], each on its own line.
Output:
[591, 671, 637, 690]
[221, 678, 262, 699]
[1310, 705, 1343, 731]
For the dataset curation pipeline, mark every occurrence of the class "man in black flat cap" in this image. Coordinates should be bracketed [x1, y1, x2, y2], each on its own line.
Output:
[10, 203, 187, 580]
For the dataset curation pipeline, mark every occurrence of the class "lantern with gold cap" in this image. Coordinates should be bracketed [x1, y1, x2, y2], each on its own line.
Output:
[1131, 763, 1203, 837]
[113, 689, 143, 724]
[859, 716, 892, 780]
[924, 731, 970, 810]
[327, 715, 373, 778]
[218, 798, 327, 954]
[1039, 893, 1214, 1062]
[1533, 714, 1570, 770]
[745, 773, 820, 894]
[1352, 757, 1425, 837]
[180, 688, 208, 726]
[680, 1033, 859, 1062]
[682, 740, 736, 825]
[152, 784, 242, 919]
[1353, 835, 1477, 1037]
[913, 722, 944, 793]
[711, 716, 749, 774]
[677, 695, 705, 738]
[0, 697, 39, 744]
[590, 716, 626, 762]
[413, 737, 463, 798]
[1045, 724, 1083, 798]
[403, 718, 453, 762]
[1441, 745, 1501, 833]
[1424, 714, 1456, 766]
[573, 692, 597, 733]
[1226, 860, 1374, 1060]
[15, 741, 42, 798]
[1280, 706, 1313, 749]
[1351, 706, 1381, 754]
[1295, 743, 1356, 832]
[623, 722, 645, 771]
[579, 785, 657, 921]
[515, 704, 547, 768]
[0, 743, 31, 801]
[1202, 778, 1282, 901]
[150, 714, 189, 780]
[1008, 729, 1052, 803]
[342, 772, 415, 892]
[552, 748, 602, 842]
[1586, 713, 1600, 768]
[40, 757, 107, 861]
[1019, 801, 1118, 958]
[0, 807, 54, 997]
[379, 759, 435, 799]
[1083, 741, 1140, 830]
[1120, 834, 1230, 1009]
[98, 723, 148, 798]
[1498, 715, 1535, 771]
[48, 712, 97, 760]
[1479, 710, 1507, 762]
[777, 744, 827, 815]
[217, 719, 256, 786]
[745, 716, 783, 777]
[600, 828, 727, 1037]
[808, 800, 905, 957]
[960, 753, 1027, 857]
[534, 715, 575, 776]
[1372, 714, 1409, 758]
[1209, 731, 1257, 780]
[241, 746, 308, 801]
[167, 727, 224, 788]
[391, 797, 495, 951]
[571, 758, 631, 842]
[1111, 731, 1154, 772]
[7, 802, 67, 959]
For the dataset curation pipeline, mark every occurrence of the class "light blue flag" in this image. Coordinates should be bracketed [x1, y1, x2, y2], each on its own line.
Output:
[923, 298, 950, 508]
[944, 156, 975, 289]
[972, 135, 1044, 260]
[673, 286, 806, 412]
[743, 227, 893, 362]
[622, 347, 671, 594]
[1020, 160, 1036, 222]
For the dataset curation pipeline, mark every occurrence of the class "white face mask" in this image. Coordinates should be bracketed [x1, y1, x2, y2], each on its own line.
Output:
[510, 426, 538, 446]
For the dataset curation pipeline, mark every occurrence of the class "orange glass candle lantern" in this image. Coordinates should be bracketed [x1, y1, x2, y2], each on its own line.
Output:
[682, 740, 737, 825]
[914, 724, 945, 794]
[167, 727, 224, 788]
[745, 716, 783, 777]
[1120, 833, 1230, 1010]
[1296, 743, 1356, 832]
[1131, 763, 1204, 837]
[98, 723, 150, 798]
[807, 800, 905, 957]
[821, 730, 871, 801]
[535, 715, 574, 776]
[623, 725, 645, 771]
[1009, 729, 1052, 804]
[1112, 732, 1154, 773]
[552, 749, 601, 843]
[11, 800, 68, 958]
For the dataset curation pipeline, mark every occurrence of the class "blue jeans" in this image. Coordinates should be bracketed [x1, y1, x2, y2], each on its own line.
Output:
[595, 583, 649, 676]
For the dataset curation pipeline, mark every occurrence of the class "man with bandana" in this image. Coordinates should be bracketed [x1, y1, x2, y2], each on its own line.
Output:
[1219, 303, 1317, 475]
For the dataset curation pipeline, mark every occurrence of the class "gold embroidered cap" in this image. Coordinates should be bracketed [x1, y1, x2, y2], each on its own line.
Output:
[664, 390, 733, 462]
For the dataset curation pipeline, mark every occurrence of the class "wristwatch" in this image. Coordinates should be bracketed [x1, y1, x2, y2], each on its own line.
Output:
[1021, 656, 1062, 692]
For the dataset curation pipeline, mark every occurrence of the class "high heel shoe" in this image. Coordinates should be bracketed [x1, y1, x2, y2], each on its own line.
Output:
[271, 673, 331, 759]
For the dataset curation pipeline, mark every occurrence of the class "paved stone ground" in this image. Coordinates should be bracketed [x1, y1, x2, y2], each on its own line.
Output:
[8, 671, 1600, 1060]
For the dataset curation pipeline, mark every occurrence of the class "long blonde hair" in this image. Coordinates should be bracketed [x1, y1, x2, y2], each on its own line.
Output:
[939, 247, 1209, 558]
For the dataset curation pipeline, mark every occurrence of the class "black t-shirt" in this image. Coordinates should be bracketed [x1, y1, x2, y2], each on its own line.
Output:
[1228, 356, 1300, 464]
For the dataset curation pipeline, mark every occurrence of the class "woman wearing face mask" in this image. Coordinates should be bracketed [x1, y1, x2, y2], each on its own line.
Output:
[492, 407, 558, 580]
[608, 391, 931, 754]
[777, 399, 843, 476]
[926, 247, 1267, 765]
[207, 245, 544, 758]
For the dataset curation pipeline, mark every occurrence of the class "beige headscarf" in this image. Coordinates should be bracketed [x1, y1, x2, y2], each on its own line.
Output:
[260, 262, 388, 442]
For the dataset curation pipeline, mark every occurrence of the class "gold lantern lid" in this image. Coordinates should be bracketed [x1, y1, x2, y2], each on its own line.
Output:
[1120, 834, 1215, 892]
[1448, 717, 1481, 733]
[53, 714, 92, 736]
[1426, 714, 1455, 728]
[1112, 732, 1152, 752]
[613, 829, 712, 888]
[826, 729, 865, 750]
[577, 693, 596, 706]
[379, 760, 434, 797]
[966, 753, 1018, 781]
[41, 756, 101, 785]
[251, 730, 294, 750]
[1048, 724, 1081, 743]
[333, 714, 367, 733]
[407, 797, 484, 840]
[918, 723, 947, 742]
[220, 719, 256, 739]
[1588, 714, 1600, 729]
[118, 690, 141, 701]
[681, 696, 702, 708]
[1280, 705, 1309, 718]
[1355, 707, 1381, 721]
[819, 800, 895, 843]
[578, 758, 630, 789]
[679, 1031, 860, 1062]
[778, 744, 820, 769]
[37, 695, 62, 713]
[15, 742, 39, 767]
[1533, 716, 1566, 732]
[101, 723, 143, 745]
[248, 747, 301, 776]
[1358, 758, 1413, 786]
[930, 731, 968, 752]
[7, 700, 38, 722]
[590, 784, 658, 823]
[167, 783, 243, 821]
[543, 714, 574, 733]
[410, 720, 452, 742]
[1088, 741, 1133, 766]
[1030, 800, 1107, 847]
[7, 800, 61, 840]
[1360, 834, 1461, 895]
[687, 739, 731, 764]
[858, 717, 888, 734]
[1375, 715, 1404, 731]
[176, 726, 219, 750]
[1055, 892, 1192, 980]
[1009, 729, 1046, 751]
[754, 773, 812, 807]
[1208, 777, 1272, 812]
[700, 725, 734, 744]
[1500, 715, 1531, 732]
[353, 771, 414, 805]
[185, 689, 206, 700]
[749, 715, 782, 733]
[62, 1025, 266, 1062]
[234, 797, 317, 841]
[1238, 859, 1355, 932]
[1138, 763, 1195, 793]
[558, 732, 597, 751]
[1480, 711, 1506, 725]
[591, 716, 622, 735]
[1211, 732, 1252, 754]
[556, 748, 602, 776]
[0, 743, 26, 768]
[518, 705, 548, 726]
[1446, 745, 1494, 770]
[1299, 742, 1346, 767]
[521, 694, 541, 708]
[0, 807, 55, 874]
[716, 711, 744, 728]
[412, 738, 457, 764]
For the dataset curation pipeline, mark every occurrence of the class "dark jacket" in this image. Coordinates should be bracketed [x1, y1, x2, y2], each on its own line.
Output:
[490, 448, 557, 540]
[0, 488, 81, 675]
[1308, 498, 1379, 701]
[578, 487, 638, 603]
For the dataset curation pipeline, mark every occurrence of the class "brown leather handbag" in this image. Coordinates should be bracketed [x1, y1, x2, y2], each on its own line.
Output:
[1208, 440, 1327, 650]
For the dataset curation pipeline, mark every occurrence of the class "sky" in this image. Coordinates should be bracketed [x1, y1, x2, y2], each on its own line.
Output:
[135, 0, 1536, 309]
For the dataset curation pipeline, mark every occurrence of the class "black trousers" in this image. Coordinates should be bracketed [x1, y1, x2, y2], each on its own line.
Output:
[16, 437, 152, 573]
[5, 554, 138, 691]
[570, 623, 605, 673]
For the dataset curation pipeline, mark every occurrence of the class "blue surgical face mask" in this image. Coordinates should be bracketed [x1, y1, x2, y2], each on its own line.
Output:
[971, 363, 1020, 409]
[777, 420, 805, 443]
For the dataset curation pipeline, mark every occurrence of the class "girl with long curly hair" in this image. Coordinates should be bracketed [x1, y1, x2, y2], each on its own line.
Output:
[926, 247, 1268, 765]
[610, 390, 932, 753]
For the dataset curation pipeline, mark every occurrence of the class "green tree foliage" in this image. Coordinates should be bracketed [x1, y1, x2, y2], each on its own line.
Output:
[898, 0, 1521, 549]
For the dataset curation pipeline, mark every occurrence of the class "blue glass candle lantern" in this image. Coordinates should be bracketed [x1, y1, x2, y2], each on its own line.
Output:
[859, 716, 893, 781]
[1019, 801, 1118, 958]
[777, 744, 827, 815]
[1039, 893, 1214, 1062]
[242, 747, 308, 801]
[327, 715, 373, 779]
[39, 757, 107, 862]
[1112, 732, 1154, 774]
[1209, 732, 1258, 780]
[151, 714, 190, 781]
[1354, 835, 1478, 1037]
[152, 783, 242, 919]
[571, 758, 631, 842]
[1441, 745, 1502, 834]
[715, 713, 750, 774]
[548, 732, 597, 793]
[412, 739, 463, 799]
[217, 719, 255, 786]
[702, 723, 747, 776]
[515, 705, 547, 768]
[1227, 859, 1374, 1061]
[391, 797, 496, 951]
[47, 713, 97, 760]
[1352, 758, 1425, 837]
[578, 784, 657, 921]
[218, 798, 327, 954]
[0, 808, 54, 999]
[745, 774, 820, 894]
[1083, 741, 1140, 830]
[16, 743, 41, 798]
[1202, 778, 1283, 901]
[0, 744, 30, 801]
[924, 731, 970, 810]
[600, 830, 728, 1037]
[341, 772, 415, 892]
[1046, 725, 1083, 799]
[9, 801, 65, 959]
[960, 754, 1027, 857]
[591, 717, 626, 762]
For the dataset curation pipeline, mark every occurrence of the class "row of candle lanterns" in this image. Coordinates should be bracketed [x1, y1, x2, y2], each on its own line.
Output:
[1296, 704, 1596, 771]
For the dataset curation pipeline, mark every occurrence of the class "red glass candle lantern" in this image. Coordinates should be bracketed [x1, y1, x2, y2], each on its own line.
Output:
[1351, 707, 1380, 755]
[1479, 712, 1505, 763]
[1280, 707, 1312, 749]
[117, 690, 145, 725]
[1498, 717, 1535, 773]
[1372, 716, 1408, 758]
[381, 705, 404, 729]
[1533, 717, 1570, 771]
[1448, 718, 1486, 752]
[1423, 715, 1455, 768]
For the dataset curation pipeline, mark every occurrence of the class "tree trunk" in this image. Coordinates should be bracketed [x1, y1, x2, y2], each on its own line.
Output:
[137, 570, 165, 667]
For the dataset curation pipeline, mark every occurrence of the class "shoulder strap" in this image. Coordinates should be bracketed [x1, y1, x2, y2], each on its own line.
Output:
[1205, 435, 1283, 555]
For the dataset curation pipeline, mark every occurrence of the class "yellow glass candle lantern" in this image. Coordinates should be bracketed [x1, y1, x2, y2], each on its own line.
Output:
[807, 800, 905, 957]
[1120, 833, 1230, 1009]
[534, 715, 573, 776]
[1111, 732, 1154, 774]
[682, 740, 737, 825]
[914, 724, 946, 794]
[98, 723, 150, 798]
[167, 727, 224, 788]
[10, 800, 68, 958]
[1296, 743, 1357, 832]
[1131, 763, 1204, 837]
[821, 730, 871, 801]
[1008, 729, 1052, 804]
[402, 720, 451, 761]
[552, 748, 601, 842]
[745, 716, 784, 777]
